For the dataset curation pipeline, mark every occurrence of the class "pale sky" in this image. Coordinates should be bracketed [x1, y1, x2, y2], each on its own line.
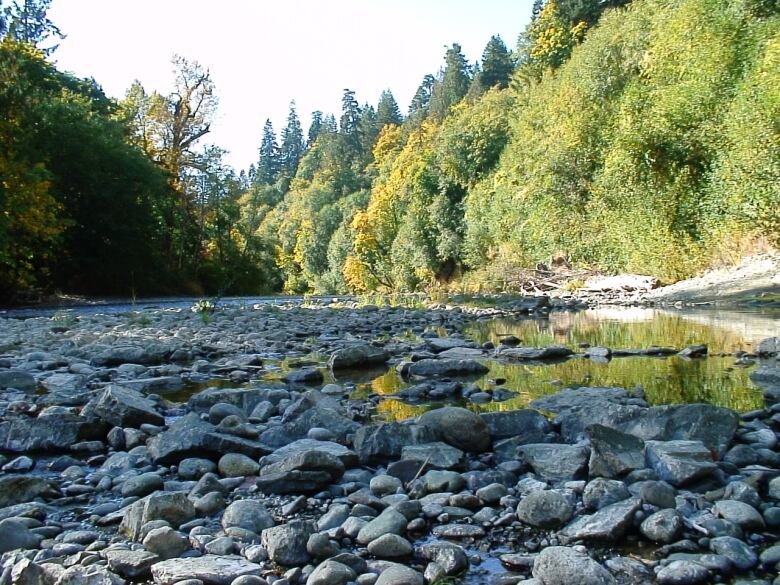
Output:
[48, 0, 533, 172]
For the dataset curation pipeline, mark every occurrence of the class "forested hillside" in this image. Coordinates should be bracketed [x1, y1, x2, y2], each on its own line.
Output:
[1, 0, 778, 299]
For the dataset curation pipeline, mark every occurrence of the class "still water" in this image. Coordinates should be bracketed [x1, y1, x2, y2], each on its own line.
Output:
[332, 307, 779, 420]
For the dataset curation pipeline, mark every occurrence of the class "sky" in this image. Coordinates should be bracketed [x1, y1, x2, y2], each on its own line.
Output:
[48, 0, 534, 172]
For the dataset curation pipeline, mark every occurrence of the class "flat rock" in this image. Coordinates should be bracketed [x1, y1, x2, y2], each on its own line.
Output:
[418, 407, 491, 453]
[150, 555, 263, 585]
[401, 442, 465, 469]
[500, 346, 573, 361]
[645, 440, 717, 487]
[119, 491, 196, 541]
[532, 546, 616, 585]
[561, 497, 641, 541]
[480, 409, 552, 442]
[405, 359, 488, 378]
[328, 344, 389, 369]
[518, 444, 590, 481]
[516, 490, 574, 528]
[82, 384, 164, 428]
[586, 424, 645, 479]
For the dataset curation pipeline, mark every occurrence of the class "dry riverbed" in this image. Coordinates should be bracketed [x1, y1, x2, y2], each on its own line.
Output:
[0, 300, 779, 585]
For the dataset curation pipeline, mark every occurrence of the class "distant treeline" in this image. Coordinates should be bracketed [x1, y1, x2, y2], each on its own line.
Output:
[1, 0, 778, 299]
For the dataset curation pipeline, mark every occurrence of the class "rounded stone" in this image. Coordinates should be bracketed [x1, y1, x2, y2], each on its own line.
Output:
[222, 500, 274, 534]
[367, 533, 413, 558]
[218, 453, 260, 478]
[516, 490, 574, 529]
[640, 509, 683, 544]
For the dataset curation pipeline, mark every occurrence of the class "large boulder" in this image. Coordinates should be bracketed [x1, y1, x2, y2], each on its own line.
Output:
[757, 337, 780, 356]
[261, 438, 358, 468]
[150, 555, 264, 585]
[147, 412, 214, 464]
[328, 344, 389, 369]
[418, 407, 491, 453]
[516, 490, 575, 528]
[0, 518, 43, 553]
[518, 444, 590, 481]
[0, 370, 36, 392]
[645, 440, 718, 487]
[221, 500, 275, 533]
[82, 384, 164, 428]
[188, 387, 271, 414]
[532, 546, 616, 585]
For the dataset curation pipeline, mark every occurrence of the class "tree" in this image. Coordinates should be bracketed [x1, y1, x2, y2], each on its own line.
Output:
[429, 43, 471, 121]
[481, 35, 514, 89]
[340, 88, 361, 151]
[256, 119, 280, 184]
[1, 0, 64, 53]
[308, 110, 324, 146]
[279, 101, 304, 177]
[376, 89, 402, 127]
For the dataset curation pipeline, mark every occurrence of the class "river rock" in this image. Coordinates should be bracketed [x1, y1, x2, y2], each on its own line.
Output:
[56, 565, 126, 585]
[261, 438, 358, 468]
[645, 440, 718, 487]
[119, 491, 196, 541]
[256, 449, 344, 494]
[712, 500, 765, 531]
[218, 453, 260, 477]
[106, 549, 159, 579]
[532, 546, 616, 585]
[480, 409, 552, 442]
[261, 520, 315, 566]
[516, 490, 574, 528]
[353, 422, 435, 464]
[142, 526, 191, 560]
[501, 346, 573, 360]
[0, 518, 43, 553]
[586, 424, 645, 479]
[357, 508, 408, 544]
[655, 560, 710, 585]
[367, 533, 413, 558]
[417, 541, 469, 575]
[221, 500, 275, 534]
[757, 337, 780, 356]
[518, 444, 590, 481]
[582, 478, 631, 510]
[418, 407, 491, 453]
[328, 344, 389, 369]
[150, 555, 264, 585]
[147, 412, 215, 464]
[375, 564, 424, 585]
[405, 359, 489, 378]
[121, 472, 164, 497]
[0, 370, 36, 391]
[0, 413, 99, 453]
[82, 384, 164, 428]
[0, 476, 56, 507]
[305, 560, 356, 585]
[561, 497, 641, 541]
[401, 442, 465, 469]
[709, 536, 758, 570]
[640, 509, 683, 543]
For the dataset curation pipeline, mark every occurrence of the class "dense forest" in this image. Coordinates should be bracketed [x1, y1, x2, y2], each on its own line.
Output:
[1, 0, 778, 300]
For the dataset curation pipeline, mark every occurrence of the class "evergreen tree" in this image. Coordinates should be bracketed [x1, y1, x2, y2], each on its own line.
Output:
[1, 0, 64, 52]
[279, 101, 304, 177]
[358, 103, 379, 153]
[429, 43, 471, 121]
[531, 0, 545, 21]
[407, 74, 435, 124]
[481, 35, 514, 89]
[340, 88, 361, 151]
[376, 89, 402, 127]
[256, 119, 280, 185]
[308, 110, 324, 146]
[323, 113, 338, 133]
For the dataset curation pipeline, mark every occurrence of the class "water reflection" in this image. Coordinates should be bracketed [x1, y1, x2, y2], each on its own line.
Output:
[355, 308, 777, 418]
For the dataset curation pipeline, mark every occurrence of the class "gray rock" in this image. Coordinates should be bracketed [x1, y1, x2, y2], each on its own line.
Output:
[640, 509, 683, 543]
[0, 476, 56, 508]
[222, 500, 275, 534]
[518, 444, 590, 481]
[177, 458, 216, 480]
[142, 526, 191, 560]
[417, 542, 469, 575]
[328, 344, 389, 369]
[401, 442, 465, 469]
[405, 359, 489, 378]
[105, 549, 159, 579]
[0, 518, 42, 553]
[353, 422, 435, 464]
[150, 555, 264, 585]
[370, 475, 403, 496]
[283, 368, 323, 385]
[305, 560, 356, 585]
[0, 414, 98, 453]
[257, 450, 344, 494]
[55, 565, 126, 585]
[501, 346, 573, 360]
[561, 498, 641, 541]
[645, 440, 717, 487]
[0, 370, 36, 391]
[218, 453, 260, 477]
[147, 412, 216, 465]
[367, 533, 413, 558]
[261, 439, 358, 468]
[261, 520, 315, 566]
[317, 504, 351, 531]
[586, 424, 645, 479]
[418, 407, 491, 453]
[709, 536, 758, 570]
[480, 409, 552, 442]
[121, 472, 164, 497]
[82, 384, 164, 428]
[757, 337, 780, 356]
[119, 491, 197, 541]
[357, 508, 408, 545]
[516, 490, 574, 528]
[532, 546, 616, 585]
[655, 560, 710, 585]
[604, 556, 654, 585]
[423, 469, 465, 493]
[375, 564, 424, 585]
[712, 500, 765, 531]
[582, 479, 631, 510]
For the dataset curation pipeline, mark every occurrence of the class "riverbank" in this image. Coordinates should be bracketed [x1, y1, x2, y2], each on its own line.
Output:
[0, 301, 779, 584]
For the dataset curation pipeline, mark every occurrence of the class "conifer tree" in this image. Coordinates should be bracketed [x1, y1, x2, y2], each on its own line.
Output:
[280, 101, 304, 177]
[429, 43, 471, 121]
[376, 90, 402, 127]
[256, 119, 280, 185]
[481, 35, 514, 89]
